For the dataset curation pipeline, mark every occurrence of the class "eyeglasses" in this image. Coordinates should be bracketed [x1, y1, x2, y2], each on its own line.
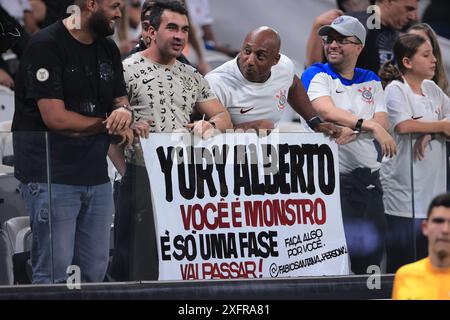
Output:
[321, 36, 361, 45]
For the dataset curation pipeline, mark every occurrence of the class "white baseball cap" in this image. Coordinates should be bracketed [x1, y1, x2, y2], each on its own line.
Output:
[318, 15, 366, 46]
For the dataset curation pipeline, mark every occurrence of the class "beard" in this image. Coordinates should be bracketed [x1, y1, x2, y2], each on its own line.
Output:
[88, 9, 114, 39]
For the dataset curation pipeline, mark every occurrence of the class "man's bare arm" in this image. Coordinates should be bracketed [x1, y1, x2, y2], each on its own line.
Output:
[305, 9, 343, 67]
[185, 99, 233, 139]
[311, 96, 397, 156]
[288, 75, 320, 121]
[195, 98, 233, 132]
[372, 112, 391, 131]
[37, 98, 105, 133]
[108, 144, 126, 177]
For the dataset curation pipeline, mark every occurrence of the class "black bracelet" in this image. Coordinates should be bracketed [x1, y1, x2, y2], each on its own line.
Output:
[354, 118, 364, 133]
[307, 116, 323, 131]
[209, 120, 217, 129]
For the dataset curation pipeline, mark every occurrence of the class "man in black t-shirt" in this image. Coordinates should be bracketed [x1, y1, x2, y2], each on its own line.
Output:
[306, 0, 419, 74]
[12, 0, 136, 284]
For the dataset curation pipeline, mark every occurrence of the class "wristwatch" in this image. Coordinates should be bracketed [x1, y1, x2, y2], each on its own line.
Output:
[307, 116, 323, 131]
[354, 118, 364, 133]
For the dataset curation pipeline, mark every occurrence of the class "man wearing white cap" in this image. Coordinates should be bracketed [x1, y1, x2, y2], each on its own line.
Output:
[306, 0, 419, 72]
[301, 15, 397, 274]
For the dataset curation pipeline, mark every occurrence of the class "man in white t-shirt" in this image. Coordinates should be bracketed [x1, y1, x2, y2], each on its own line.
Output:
[205, 26, 341, 137]
[301, 15, 397, 274]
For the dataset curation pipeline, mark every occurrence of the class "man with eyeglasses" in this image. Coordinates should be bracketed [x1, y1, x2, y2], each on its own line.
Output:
[306, 0, 419, 73]
[301, 15, 397, 275]
[392, 193, 450, 300]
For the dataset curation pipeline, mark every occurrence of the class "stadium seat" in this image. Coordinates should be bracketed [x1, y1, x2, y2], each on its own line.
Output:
[1, 217, 31, 285]
[0, 86, 14, 123]
[0, 174, 28, 225]
[0, 120, 13, 166]
[3, 216, 31, 254]
[0, 228, 14, 285]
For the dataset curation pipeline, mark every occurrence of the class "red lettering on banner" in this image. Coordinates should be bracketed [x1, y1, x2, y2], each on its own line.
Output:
[180, 205, 192, 230]
[179, 201, 231, 231]
[192, 203, 204, 230]
[180, 263, 199, 280]
[231, 200, 242, 228]
[302, 200, 314, 225]
[180, 260, 265, 280]
[180, 198, 327, 230]
[244, 198, 327, 227]
[202, 261, 258, 279]
[217, 201, 230, 229]
[315, 198, 327, 225]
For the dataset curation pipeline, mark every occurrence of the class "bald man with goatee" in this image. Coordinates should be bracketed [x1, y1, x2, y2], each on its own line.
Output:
[205, 26, 341, 137]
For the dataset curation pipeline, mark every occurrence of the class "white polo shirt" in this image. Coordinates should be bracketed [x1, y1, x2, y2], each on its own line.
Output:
[301, 63, 387, 174]
[205, 54, 295, 127]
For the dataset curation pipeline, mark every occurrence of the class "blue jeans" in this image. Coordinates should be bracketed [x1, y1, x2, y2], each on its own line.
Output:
[19, 182, 113, 284]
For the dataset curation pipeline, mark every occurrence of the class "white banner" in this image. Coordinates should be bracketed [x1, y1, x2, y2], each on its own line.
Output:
[141, 132, 349, 280]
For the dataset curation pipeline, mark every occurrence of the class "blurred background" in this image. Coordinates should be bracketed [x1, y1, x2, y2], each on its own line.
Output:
[208, 0, 432, 70]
